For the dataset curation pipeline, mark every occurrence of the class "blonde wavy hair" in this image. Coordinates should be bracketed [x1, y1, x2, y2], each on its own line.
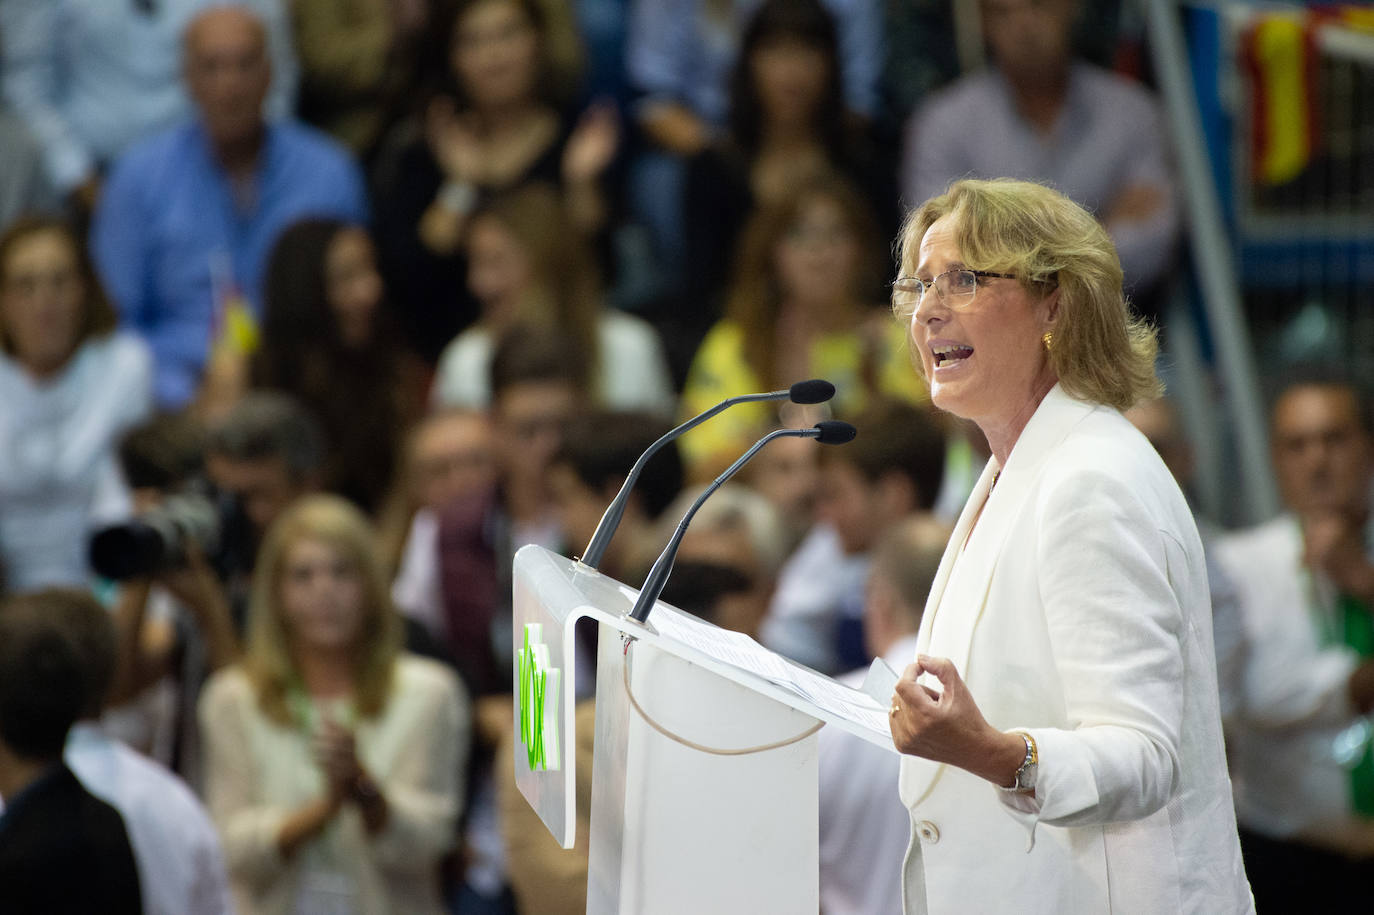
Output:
[895, 178, 1161, 410]
[244, 494, 402, 726]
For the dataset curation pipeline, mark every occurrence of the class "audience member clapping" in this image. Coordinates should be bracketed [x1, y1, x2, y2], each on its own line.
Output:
[200, 494, 470, 915]
[373, 0, 619, 361]
[679, 175, 925, 481]
[90, 5, 368, 409]
[0, 0, 298, 217]
[0, 216, 152, 593]
[251, 218, 429, 515]
[682, 0, 896, 340]
[432, 184, 673, 416]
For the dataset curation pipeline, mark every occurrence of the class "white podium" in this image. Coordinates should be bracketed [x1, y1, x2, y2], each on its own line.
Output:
[511, 544, 898, 914]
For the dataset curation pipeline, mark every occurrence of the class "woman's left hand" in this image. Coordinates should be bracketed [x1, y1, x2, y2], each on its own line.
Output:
[889, 655, 1026, 786]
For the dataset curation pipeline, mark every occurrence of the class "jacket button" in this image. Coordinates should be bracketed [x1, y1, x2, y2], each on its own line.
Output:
[917, 820, 940, 844]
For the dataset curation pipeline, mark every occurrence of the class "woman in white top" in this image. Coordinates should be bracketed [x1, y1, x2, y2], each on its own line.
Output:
[886, 179, 1252, 912]
[432, 182, 675, 417]
[0, 215, 151, 592]
[200, 494, 471, 915]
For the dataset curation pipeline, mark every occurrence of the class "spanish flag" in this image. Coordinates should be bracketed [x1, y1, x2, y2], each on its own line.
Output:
[1241, 13, 1318, 186]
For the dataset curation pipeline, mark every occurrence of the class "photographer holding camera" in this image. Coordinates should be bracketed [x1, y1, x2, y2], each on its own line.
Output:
[95, 394, 327, 777]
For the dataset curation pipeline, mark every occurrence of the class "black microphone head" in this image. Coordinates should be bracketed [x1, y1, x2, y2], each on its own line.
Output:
[789, 379, 835, 404]
[813, 421, 857, 445]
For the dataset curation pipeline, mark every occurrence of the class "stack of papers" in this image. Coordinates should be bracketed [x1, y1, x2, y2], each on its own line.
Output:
[644, 602, 894, 738]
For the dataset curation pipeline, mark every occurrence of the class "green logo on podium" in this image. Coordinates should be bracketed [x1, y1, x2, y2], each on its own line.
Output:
[518, 623, 561, 771]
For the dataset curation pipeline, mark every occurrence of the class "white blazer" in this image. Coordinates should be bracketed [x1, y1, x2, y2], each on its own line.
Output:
[899, 385, 1253, 914]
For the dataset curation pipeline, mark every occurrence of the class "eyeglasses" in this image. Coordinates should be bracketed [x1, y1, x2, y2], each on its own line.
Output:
[891, 268, 1016, 313]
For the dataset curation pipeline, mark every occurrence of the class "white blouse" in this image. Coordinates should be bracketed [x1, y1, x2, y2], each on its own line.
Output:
[431, 310, 676, 417]
[0, 332, 152, 590]
[199, 655, 471, 915]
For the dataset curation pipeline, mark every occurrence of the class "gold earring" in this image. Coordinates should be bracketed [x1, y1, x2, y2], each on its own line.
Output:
[1043, 331, 1054, 351]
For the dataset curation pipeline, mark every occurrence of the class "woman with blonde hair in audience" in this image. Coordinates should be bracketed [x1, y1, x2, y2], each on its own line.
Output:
[0, 215, 152, 592]
[679, 174, 925, 481]
[199, 494, 470, 915]
[431, 182, 674, 416]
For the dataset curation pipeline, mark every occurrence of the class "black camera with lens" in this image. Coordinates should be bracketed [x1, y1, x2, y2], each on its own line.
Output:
[89, 480, 255, 581]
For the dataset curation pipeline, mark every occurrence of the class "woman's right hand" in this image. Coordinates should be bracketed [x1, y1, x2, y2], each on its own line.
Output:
[890, 655, 1027, 788]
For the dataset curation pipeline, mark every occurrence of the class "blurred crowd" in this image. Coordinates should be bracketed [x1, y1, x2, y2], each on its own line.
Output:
[0, 0, 1370, 912]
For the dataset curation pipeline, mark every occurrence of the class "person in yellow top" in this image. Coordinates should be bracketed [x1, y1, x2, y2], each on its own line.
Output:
[679, 174, 927, 480]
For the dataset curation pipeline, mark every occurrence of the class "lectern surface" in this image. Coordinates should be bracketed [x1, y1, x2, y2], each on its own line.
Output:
[511, 544, 897, 850]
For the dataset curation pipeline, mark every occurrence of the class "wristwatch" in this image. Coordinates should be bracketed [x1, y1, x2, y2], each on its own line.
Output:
[1004, 731, 1038, 793]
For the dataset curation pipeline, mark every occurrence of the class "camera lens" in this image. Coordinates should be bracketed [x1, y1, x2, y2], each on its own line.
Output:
[89, 523, 170, 580]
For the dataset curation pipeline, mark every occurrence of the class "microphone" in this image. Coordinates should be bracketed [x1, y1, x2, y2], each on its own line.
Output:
[579, 379, 836, 568]
[627, 420, 857, 624]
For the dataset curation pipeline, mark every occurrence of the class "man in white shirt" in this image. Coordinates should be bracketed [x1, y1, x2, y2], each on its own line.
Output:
[52, 589, 235, 915]
[1215, 376, 1374, 908]
[818, 514, 950, 915]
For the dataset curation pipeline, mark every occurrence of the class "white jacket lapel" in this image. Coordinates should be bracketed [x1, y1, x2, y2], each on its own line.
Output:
[901, 386, 1098, 805]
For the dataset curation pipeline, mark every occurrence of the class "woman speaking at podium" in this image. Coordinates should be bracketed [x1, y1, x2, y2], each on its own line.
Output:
[886, 179, 1252, 913]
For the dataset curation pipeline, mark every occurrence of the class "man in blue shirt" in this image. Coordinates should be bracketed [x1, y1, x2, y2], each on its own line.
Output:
[90, 4, 367, 407]
[0, 0, 298, 212]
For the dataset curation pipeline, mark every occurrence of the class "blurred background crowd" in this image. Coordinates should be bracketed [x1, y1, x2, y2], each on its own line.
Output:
[0, 0, 1372, 912]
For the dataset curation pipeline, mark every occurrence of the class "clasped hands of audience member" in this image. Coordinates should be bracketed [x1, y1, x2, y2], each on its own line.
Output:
[425, 96, 619, 191]
[313, 716, 389, 833]
[419, 96, 618, 256]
